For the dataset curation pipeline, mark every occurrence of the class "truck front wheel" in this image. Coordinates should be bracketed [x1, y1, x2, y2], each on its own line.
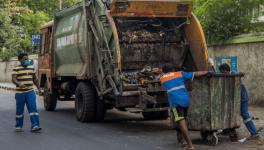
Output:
[43, 82, 57, 111]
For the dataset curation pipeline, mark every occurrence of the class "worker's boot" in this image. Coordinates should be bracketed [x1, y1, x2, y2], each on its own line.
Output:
[31, 126, 42, 132]
[15, 127, 23, 132]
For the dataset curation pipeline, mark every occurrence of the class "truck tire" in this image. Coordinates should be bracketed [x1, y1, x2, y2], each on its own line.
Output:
[75, 82, 106, 122]
[142, 110, 168, 120]
[75, 82, 96, 122]
[43, 82, 57, 111]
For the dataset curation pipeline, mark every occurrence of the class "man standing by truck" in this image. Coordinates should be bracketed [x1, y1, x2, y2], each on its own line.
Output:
[159, 64, 208, 150]
[12, 53, 42, 132]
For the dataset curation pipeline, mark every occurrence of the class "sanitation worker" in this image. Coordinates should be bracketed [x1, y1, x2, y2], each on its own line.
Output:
[219, 63, 262, 142]
[159, 64, 208, 150]
[12, 53, 42, 132]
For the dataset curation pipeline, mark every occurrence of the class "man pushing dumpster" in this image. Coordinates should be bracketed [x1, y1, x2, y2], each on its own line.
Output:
[159, 64, 208, 150]
[219, 63, 262, 143]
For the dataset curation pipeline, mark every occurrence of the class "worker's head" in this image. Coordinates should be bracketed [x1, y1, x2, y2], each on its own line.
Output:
[208, 58, 215, 67]
[18, 53, 30, 67]
[219, 63, 230, 73]
[162, 64, 174, 73]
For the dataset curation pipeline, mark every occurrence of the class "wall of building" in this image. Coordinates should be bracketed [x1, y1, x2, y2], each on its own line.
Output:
[0, 60, 19, 82]
[209, 42, 264, 105]
[0, 59, 38, 82]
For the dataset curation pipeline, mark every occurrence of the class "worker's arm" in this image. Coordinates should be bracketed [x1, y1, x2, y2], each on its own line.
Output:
[33, 73, 40, 91]
[194, 71, 209, 77]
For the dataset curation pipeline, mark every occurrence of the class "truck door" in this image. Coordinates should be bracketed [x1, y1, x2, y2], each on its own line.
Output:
[38, 21, 54, 89]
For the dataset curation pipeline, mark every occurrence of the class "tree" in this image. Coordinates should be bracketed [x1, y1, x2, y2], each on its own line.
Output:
[19, 0, 81, 17]
[0, 10, 17, 61]
[194, 0, 264, 44]
[0, 0, 23, 60]
[17, 0, 81, 50]
[0, 0, 81, 60]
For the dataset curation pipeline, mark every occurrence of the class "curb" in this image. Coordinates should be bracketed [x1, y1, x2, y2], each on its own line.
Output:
[0, 85, 16, 91]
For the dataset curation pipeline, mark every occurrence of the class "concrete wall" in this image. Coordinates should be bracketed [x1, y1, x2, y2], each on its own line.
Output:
[209, 42, 264, 105]
[0, 60, 19, 82]
[0, 59, 38, 82]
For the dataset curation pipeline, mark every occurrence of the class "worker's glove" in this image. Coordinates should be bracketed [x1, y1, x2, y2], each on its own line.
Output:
[206, 71, 215, 77]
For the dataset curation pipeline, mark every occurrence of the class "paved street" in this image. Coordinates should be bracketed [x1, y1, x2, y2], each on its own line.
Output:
[0, 89, 263, 150]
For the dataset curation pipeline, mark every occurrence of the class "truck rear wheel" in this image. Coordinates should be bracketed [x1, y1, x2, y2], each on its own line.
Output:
[142, 110, 168, 120]
[43, 82, 57, 111]
[75, 82, 106, 122]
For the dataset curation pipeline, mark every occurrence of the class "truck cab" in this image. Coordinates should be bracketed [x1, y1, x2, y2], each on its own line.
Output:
[38, 21, 56, 110]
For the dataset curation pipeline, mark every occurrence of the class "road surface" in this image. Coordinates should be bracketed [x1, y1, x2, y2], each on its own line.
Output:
[0, 89, 263, 150]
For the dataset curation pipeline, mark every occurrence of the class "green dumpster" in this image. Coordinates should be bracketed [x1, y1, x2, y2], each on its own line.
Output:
[188, 73, 243, 145]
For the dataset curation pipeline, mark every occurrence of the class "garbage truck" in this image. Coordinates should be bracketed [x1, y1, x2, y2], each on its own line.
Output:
[38, 0, 210, 122]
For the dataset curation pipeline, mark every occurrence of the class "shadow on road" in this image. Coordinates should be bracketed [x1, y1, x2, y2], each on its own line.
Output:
[98, 120, 171, 133]
[40, 107, 172, 134]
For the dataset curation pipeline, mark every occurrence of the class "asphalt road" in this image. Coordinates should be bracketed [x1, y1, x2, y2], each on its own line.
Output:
[0, 89, 263, 150]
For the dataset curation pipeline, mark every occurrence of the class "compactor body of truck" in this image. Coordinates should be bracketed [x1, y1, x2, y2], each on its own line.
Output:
[38, 0, 209, 122]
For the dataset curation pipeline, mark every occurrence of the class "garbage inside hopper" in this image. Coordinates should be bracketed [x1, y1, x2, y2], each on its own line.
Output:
[122, 65, 162, 86]
[118, 19, 189, 72]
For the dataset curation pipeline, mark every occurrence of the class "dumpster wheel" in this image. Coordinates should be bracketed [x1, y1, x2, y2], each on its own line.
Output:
[207, 132, 219, 146]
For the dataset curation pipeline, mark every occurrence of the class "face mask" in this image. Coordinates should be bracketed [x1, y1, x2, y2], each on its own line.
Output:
[22, 59, 30, 67]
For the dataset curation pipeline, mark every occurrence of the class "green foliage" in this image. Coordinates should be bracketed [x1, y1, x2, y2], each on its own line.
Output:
[0, 0, 81, 60]
[194, 0, 264, 44]
[19, 0, 81, 17]
[0, 48, 16, 61]
[20, 0, 59, 17]
[20, 11, 49, 35]
[0, 2, 22, 61]
[1, 0, 262, 60]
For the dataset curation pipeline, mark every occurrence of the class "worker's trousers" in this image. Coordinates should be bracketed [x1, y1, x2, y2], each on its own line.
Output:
[241, 84, 257, 135]
[241, 99, 257, 135]
[15, 90, 40, 129]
